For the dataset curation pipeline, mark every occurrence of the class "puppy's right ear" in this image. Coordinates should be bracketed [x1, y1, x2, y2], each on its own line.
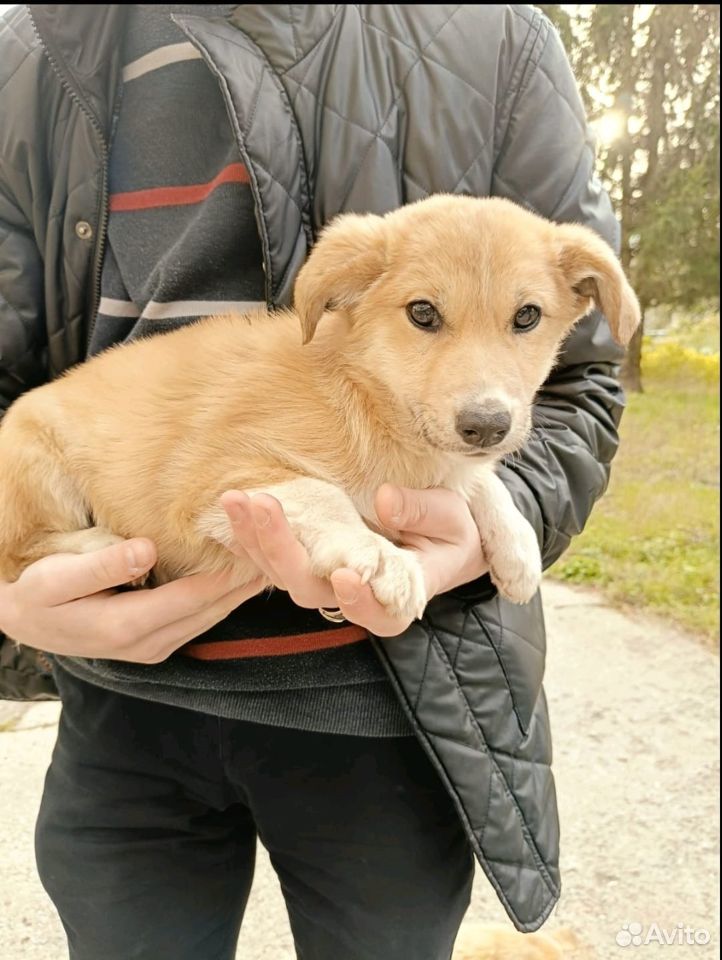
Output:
[293, 213, 387, 344]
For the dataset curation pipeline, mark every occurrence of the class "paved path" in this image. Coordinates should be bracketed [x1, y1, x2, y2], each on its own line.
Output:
[1, 581, 719, 959]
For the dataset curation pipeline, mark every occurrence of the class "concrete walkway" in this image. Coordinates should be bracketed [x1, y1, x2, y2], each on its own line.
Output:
[1, 581, 719, 959]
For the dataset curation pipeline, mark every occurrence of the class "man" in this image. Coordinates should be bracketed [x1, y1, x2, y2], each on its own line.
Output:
[0, 5, 624, 958]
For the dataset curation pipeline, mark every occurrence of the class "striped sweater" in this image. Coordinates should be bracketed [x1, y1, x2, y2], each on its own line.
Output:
[67, 4, 411, 737]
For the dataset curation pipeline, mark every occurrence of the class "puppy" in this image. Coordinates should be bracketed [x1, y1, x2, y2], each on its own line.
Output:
[0, 195, 639, 615]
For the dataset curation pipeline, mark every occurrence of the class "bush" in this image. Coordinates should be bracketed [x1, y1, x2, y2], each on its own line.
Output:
[643, 338, 719, 386]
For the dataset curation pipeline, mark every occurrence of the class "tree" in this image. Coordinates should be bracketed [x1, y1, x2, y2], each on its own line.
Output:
[539, 4, 720, 391]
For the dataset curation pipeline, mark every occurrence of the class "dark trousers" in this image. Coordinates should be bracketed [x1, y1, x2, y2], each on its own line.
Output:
[35, 667, 474, 960]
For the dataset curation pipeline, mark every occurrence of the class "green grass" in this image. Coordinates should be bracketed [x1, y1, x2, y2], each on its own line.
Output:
[549, 340, 720, 644]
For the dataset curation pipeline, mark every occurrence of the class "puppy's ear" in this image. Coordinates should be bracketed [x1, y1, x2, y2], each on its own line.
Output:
[293, 213, 387, 344]
[556, 224, 641, 346]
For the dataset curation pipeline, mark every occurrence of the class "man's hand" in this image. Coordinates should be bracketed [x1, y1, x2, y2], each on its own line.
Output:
[221, 485, 488, 637]
[0, 486, 486, 660]
[0, 539, 264, 663]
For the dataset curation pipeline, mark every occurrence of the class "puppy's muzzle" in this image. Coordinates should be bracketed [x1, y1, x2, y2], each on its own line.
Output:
[455, 406, 511, 449]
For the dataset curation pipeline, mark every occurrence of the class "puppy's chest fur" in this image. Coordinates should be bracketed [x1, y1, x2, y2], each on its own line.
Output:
[346, 458, 493, 526]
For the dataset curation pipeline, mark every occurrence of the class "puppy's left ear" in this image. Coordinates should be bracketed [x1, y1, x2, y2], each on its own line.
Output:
[556, 224, 641, 346]
[294, 213, 387, 344]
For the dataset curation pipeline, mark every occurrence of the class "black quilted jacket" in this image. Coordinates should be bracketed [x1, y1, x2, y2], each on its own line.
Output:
[0, 4, 626, 931]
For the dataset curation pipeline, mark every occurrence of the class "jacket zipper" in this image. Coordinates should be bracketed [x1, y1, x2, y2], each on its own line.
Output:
[27, 7, 111, 353]
[171, 15, 275, 308]
[87, 170, 110, 350]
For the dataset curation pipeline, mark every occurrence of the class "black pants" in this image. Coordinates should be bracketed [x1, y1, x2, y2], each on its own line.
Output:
[35, 668, 474, 960]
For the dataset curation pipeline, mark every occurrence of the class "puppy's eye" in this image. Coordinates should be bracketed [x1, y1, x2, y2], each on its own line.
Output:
[513, 304, 542, 333]
[407, 301, 442, 331]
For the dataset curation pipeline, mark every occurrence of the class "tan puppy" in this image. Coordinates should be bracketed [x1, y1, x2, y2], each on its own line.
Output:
[0, 196, 639, 613]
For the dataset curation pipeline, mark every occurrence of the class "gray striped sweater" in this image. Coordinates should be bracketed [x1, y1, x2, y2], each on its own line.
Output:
[65, 4, 412, 737]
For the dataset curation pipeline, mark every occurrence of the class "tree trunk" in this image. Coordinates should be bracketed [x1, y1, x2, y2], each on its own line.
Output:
[620, 314, 644, 393]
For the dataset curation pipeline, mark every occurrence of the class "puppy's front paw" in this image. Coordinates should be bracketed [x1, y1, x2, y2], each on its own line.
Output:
[366, 543, 427, 621]
[485, 517, 542, 604]
[309, 532, 427, 621]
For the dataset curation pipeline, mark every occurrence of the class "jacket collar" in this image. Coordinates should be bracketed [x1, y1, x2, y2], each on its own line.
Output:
[28, 5, 129, 141]
[27, 4, 338, 137]
[226, 5, 339, 73]
[26, 4, 336, 305]
[172, 8, 317, 305]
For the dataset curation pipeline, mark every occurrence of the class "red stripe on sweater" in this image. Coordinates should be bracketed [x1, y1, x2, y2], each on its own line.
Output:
[109, 162, 250, 212]
[180, 625, 368, 660]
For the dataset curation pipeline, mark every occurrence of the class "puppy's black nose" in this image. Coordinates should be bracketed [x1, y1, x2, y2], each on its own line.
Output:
[456, 407, 512, 448]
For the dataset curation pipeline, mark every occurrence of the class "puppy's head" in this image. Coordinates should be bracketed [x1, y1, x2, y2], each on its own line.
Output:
[294, 195, 640, 460]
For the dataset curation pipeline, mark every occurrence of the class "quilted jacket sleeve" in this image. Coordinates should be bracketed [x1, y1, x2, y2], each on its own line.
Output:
[0, 185, 48, 414]
[0, 177, 53, 700]
[0, 7, 50, 415]
[479, 15, 626, 578]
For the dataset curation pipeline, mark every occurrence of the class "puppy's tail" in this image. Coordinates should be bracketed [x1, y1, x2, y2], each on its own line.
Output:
[452, 922, 588, 960]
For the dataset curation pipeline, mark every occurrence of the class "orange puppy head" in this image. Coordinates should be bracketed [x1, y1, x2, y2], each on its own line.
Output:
[294, 195, 640, 460]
